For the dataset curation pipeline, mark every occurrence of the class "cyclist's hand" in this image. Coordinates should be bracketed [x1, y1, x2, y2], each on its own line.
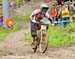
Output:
[32, 19, 37, 23]
[48, 21, 50, 25]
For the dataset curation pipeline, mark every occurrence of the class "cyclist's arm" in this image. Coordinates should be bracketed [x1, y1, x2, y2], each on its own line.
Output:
[30, 9, 41, 23]
[30, 12, 37, 23]
[45, 12, 53, 23]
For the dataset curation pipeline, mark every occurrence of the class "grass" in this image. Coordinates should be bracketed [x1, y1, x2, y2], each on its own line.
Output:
[48, 24, 74, 47]
[0, 25, 21, 40]
[25, 23, 75, 47]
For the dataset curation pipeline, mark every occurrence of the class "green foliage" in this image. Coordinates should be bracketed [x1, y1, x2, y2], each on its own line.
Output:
[16, 0, 23, 7]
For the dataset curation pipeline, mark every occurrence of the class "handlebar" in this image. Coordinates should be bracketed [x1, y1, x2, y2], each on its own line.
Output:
[35, 21, 49, 25]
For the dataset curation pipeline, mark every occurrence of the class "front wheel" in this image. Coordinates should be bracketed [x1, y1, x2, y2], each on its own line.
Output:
[39, 30, 48, 53]
[32, 36, 39, 53]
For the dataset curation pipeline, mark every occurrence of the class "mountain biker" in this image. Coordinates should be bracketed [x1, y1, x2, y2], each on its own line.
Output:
[30, 3, 53, 49]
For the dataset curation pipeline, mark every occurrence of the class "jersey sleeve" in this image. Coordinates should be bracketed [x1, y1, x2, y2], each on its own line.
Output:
[30, 9, 41, 23]
[45, 12, 52, 20]
[30, 11, 35, 19]
[30, 9, 41, 19]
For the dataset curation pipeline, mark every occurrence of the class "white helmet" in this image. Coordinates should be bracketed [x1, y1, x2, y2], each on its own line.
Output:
[40, 3, 49, 9]
[40, 3, 49, 13]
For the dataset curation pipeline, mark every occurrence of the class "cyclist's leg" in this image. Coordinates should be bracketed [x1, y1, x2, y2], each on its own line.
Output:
[31, 31, 37, 45]
[30, 21, 37, 47]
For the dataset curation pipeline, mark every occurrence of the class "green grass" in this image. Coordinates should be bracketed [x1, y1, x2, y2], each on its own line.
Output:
[25, 23, 75, 47]
[16, 0, 23, 8]
[48, 23, 75, 47]
[0, 25, 21, 40]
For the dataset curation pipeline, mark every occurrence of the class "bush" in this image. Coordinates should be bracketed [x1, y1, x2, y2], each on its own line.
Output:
[16, 0, 23, 8]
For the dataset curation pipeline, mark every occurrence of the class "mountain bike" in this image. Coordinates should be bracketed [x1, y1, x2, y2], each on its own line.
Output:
[33, 19, 49, 53]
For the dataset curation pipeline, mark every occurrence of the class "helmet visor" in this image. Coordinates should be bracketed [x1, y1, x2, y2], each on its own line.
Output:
[41, 7, 49, 13]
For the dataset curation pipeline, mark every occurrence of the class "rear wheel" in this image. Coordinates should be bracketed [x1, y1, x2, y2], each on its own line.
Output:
[39, 30, 48, 53]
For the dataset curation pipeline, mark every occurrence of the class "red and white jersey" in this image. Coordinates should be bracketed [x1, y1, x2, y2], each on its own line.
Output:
[30, 9, 51, 23]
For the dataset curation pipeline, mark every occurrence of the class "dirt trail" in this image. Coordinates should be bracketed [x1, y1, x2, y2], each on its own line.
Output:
[0, 29, 75, 59]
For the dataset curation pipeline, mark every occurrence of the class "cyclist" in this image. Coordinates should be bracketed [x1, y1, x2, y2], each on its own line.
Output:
[30, 3, 53, 49]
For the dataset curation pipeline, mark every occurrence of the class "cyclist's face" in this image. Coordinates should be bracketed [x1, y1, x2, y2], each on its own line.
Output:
[42, 8, 48, 14]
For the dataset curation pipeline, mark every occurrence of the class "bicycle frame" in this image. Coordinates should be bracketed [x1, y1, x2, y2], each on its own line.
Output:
[33, 18, 49, 53]
[36, 22, 48, 53]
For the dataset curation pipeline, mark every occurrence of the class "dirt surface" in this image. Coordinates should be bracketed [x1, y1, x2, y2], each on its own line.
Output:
[0, 29, 75, 59]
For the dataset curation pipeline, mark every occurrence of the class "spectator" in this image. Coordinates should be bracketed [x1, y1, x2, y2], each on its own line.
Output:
[10, 2, 16, 9]
[65, 1, 69, 10]
[70, 0, 75, 22]
[61, 5, 70, 27]
[70, 0, 75, 15]
[57, 0, 64, 5]
[0, 3, 3, 9]
[24, 0, 31, 3]
[56, 5, 64, 26]
[0, 15, 3, 25]
[56, 5, 62, 18]
[51, 5, 57, 25]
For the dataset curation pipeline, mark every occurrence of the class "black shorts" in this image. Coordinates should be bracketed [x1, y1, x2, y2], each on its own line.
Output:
[30, 20, 48, 36]
[30, 20, 37, 36]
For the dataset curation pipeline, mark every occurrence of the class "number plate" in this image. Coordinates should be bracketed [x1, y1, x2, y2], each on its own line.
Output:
[41, 25, 46, 30]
